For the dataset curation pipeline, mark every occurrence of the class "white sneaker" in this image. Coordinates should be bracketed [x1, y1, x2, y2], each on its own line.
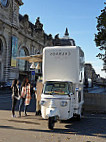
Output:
[11, 115, 16, 118]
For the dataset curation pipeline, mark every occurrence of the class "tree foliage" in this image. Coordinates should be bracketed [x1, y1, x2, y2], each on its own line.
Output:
[95, 4, 106, 47]
[95, 3, 106, 71]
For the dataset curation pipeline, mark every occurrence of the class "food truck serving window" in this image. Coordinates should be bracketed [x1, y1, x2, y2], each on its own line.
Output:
[43, 81, 71, 95]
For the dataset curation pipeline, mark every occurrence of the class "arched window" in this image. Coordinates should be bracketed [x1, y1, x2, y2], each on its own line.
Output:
[0, 39, 3, 55]
[19, 48, 28, 71]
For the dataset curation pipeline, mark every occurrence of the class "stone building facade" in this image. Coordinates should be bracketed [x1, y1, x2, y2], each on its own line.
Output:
[0, 0, 53, 83]
[84, 63, 98, 87]
[1, 0, 100, 85]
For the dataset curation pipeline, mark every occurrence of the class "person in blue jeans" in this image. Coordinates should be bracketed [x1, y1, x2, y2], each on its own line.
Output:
[19, 79, 25, 117]
[19, 78, 31, 117]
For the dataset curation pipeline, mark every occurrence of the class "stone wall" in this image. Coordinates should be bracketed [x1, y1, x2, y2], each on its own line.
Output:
[83, 92, 106, 113]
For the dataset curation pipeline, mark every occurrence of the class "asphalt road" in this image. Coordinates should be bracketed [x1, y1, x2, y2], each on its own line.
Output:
[0, 89, 106, 142]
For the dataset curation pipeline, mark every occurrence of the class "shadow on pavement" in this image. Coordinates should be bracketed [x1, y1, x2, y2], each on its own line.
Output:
[8, 119, 40, 125]
[0, 114, 106, 139]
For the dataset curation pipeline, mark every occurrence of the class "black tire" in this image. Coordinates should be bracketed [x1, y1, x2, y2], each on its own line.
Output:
[73, 114, 81, 121]
[48, 117, 55, 129]
[76, 114, 81, 121]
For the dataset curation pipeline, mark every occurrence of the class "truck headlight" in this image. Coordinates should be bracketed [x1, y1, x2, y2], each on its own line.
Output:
[40, 100, 46, 106]
[60, 101, 67, 107]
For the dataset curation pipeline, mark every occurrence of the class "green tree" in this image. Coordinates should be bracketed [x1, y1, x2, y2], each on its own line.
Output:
[95, 3, 106, 72]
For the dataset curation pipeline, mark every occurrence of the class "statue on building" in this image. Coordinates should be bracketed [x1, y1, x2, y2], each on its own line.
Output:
[35, 17, 43, 31]
[55, 34, 59, 39]
[15, 0, 23, 6]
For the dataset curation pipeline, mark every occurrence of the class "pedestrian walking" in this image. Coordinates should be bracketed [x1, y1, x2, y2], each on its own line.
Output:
[11, 79, 20, 117]
[19, 78, 31, 117]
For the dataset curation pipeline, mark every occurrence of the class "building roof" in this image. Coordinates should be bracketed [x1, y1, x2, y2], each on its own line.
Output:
[53, 28, 76, 46]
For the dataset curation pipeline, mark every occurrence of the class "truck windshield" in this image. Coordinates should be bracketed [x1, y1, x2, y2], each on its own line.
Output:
[43, 81, 69, 95]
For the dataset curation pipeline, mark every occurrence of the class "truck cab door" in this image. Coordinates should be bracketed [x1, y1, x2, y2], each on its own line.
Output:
[68, 93, 74, 118]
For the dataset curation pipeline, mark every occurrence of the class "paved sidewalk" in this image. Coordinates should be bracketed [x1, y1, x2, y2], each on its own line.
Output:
[0, 110, 106, 142]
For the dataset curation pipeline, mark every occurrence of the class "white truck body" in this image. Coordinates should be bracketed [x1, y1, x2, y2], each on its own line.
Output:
[41, 46, 85, 123]
[43, 46, 84, 84]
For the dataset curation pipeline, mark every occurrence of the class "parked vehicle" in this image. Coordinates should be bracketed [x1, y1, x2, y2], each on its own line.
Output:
[0, 82, 12, 90]
[40, 46, 85, 129]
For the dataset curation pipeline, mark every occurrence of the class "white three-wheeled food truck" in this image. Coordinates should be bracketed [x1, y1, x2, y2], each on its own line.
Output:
[17, 45, 84, 129]
[40, 46, 85, 129]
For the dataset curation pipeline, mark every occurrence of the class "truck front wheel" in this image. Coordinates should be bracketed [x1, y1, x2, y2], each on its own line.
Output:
[48, 117, 55, 129]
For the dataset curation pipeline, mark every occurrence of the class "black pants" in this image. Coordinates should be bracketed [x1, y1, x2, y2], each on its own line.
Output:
[12, 97, 17, 116]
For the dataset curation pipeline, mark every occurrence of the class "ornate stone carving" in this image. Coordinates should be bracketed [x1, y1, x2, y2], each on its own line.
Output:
[15, 0, 23, 6]
[0, 21, 5, 33]
[55, 34, 59, 39]
[19, 14, 30, 34]
[35, 17, 43, 31]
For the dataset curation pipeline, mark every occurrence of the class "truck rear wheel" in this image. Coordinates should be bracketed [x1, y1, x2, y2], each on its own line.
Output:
[73, 114, 81, 121]
[48, 117, 55, 129]
[76, 114, 81, 121]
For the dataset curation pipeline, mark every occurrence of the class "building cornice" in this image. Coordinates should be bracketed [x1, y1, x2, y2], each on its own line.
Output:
[15, 0, 23, 6]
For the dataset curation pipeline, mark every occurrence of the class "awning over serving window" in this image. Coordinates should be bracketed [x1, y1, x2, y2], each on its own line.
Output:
[16, 54, 42, 63]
